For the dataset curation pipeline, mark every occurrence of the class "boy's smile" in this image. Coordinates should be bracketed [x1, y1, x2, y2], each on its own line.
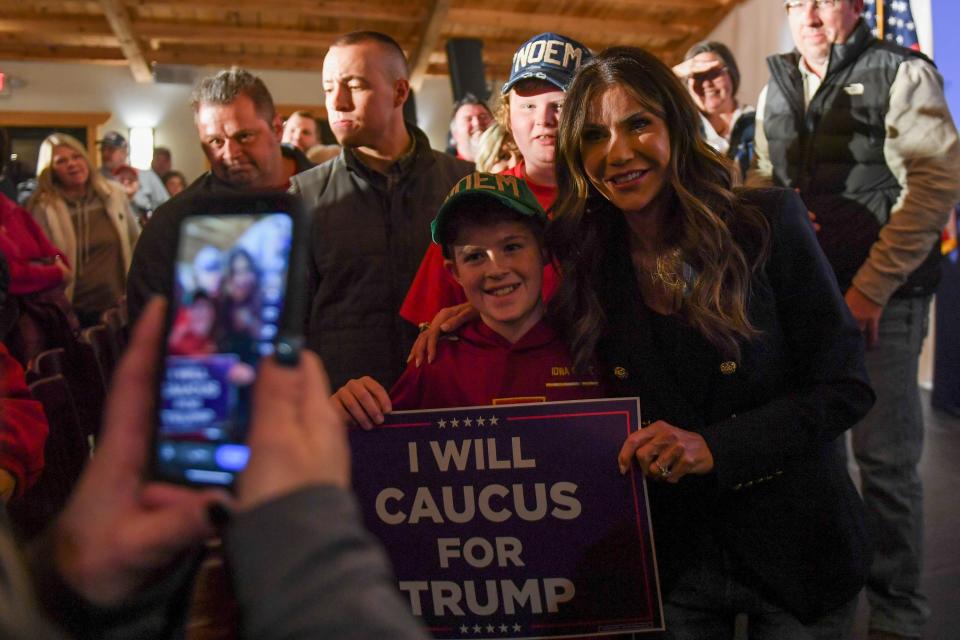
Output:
[447, 221, 545, 344]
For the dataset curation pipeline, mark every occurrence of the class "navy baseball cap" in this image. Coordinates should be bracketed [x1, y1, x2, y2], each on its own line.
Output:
[97, 130, 127, 148]
[501, 33, 592, 95]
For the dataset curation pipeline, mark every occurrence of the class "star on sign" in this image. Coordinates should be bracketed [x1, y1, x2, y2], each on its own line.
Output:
[460, 625, 469, 634]
[438, 418, 447, 429]
[499, 624, 509, 632]
[489, 416, 499, 426]
[512, 623, 522, 632]
[476, 416, 486, 426]
[486, 624, 495, 633]
[463, 417, 473, 427]
[472, 624, 482, 633]
[451, 418, 461, 428]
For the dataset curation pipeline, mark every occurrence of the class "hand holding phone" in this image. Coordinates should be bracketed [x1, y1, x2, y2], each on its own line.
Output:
[237, 351, 350, 510]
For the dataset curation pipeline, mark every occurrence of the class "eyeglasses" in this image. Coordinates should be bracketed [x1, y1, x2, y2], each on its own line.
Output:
[783, 0, 842, 12]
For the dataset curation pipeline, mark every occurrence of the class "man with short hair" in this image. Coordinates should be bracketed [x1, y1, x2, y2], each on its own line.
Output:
[752, 2, 960, 638]
[448, 93, 492, 162]
[151, 147, 173, 178]
[126, 67, 310, 323]
[282, 111, 319, 153]
[291, 31, 472, 390]
[99, 130, 169, 217]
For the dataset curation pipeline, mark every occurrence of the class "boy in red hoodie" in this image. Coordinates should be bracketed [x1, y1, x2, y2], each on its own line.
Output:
[333, 172, 598, 427]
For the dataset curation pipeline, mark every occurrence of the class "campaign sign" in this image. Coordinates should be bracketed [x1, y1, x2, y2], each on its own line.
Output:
[159, 353, 239, 434]
[349, 398, 663, 639]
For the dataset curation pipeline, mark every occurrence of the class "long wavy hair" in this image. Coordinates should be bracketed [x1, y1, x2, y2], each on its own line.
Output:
[31, 133, 114, 207]
[548, 46, 770, 372]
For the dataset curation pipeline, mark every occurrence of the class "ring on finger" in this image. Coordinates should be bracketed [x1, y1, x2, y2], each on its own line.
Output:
[655, 461, 672, 478]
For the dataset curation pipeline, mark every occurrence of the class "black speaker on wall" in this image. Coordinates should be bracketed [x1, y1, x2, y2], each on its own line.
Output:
[446, 38, 490, 102]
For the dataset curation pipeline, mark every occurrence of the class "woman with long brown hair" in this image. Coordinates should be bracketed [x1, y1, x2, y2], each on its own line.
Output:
[549, 46, 874, 637]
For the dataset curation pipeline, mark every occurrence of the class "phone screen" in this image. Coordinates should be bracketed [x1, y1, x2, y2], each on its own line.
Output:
[155, 212, 293, 486]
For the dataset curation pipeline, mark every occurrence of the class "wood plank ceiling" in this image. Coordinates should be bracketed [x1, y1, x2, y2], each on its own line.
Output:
[0, 0, 746, 88]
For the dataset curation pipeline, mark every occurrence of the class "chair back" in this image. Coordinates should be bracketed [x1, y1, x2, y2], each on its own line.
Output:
[80, 324, 118, 391]
[7, 374, 89, 541]
[26, 347, 67, 384]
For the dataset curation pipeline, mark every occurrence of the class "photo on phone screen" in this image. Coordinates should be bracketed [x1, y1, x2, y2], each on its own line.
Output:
[154, 211, 294, 486]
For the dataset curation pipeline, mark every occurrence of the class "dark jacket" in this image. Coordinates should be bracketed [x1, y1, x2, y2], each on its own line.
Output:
[597, 188, 873, 622]
[290, 126, 472, 390]
[127, 172, 237, 326]
[763, 18, 936, 296]
[126, 143, 312, 326]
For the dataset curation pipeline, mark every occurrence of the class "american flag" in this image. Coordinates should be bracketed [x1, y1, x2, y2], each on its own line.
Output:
[863, 0, 920, 50]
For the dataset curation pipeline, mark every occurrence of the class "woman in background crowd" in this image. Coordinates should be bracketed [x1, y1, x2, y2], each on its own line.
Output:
[28, 133, 139, 327]
[672, 41, 755, 180]
[548, 46, 873, 637]
[474, 123, 519, 173]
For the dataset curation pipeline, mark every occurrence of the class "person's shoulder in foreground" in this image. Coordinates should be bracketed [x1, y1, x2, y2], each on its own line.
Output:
[1, 299, 430, 640]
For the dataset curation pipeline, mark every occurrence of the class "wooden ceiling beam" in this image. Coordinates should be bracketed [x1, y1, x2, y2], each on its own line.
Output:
[0, 44, 127, 64]
[0, 17, 117, 47]
[149, 48, 325, 72]
[0, 32, 118, 48]
[99, 0, 153, 82]
[0, 16, 112, 35]
[409, 0, 452, 91]
[445, 8, 693, 40]
[138, 21, 338, 49]
[132, 0, 423, 23]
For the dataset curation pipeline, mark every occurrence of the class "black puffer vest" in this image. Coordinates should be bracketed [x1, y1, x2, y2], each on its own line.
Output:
[764, 19, 937, 296]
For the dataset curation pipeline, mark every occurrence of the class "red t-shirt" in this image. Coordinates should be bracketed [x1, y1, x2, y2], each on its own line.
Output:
[389, 318, 599, 410]
[398, 163, 559, 326]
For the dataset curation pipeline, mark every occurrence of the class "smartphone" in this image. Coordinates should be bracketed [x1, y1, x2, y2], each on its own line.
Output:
[152, 193, 307, 487]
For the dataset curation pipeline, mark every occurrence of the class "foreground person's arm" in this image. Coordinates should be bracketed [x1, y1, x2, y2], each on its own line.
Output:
[30, 299, 223, 640]
[226, 353, 430, 640]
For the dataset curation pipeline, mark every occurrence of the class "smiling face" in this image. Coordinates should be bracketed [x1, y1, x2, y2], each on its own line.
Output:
[281, 113, 318, 152]
[447, 219, 545, 344]
[581, 85, 672, 219]
[51, 145, 91, 193]
[451, 103, 493, 161]
[687, 52, 736, 116]
[787, 0, 863, 71]
[322, 42, 408, 149]
[508, 80, 565, 177]
[196, 93, 284, 189]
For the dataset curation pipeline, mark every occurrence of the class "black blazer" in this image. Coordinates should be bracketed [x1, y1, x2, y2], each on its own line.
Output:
[596, 188, 874, 622]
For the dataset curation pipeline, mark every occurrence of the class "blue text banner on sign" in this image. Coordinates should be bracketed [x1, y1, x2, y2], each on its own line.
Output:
[349, 398, 663, 639]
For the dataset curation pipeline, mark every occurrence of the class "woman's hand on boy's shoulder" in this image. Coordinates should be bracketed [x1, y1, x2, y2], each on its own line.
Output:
[332, 377, 392, 430]
[407, 303, 478, 366]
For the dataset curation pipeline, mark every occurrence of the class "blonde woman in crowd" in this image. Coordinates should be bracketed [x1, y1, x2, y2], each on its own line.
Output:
[28, 133, 139, 326]
[473, 123, 520, 173]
